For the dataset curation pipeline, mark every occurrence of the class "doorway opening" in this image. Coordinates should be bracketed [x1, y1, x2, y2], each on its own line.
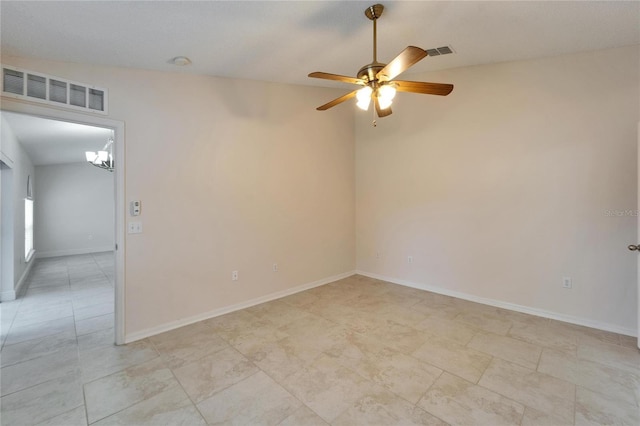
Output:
[0, 100, 125, 345]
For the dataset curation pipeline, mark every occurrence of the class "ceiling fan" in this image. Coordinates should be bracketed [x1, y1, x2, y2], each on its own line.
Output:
[309, 4, 453, 119]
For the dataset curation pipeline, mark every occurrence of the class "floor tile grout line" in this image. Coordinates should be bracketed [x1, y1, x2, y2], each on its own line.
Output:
[83, 343, 175, 424]
[318, 347, 428, 410]
[517, 405, 526, 425]
[166, 342, 262, 406]
[92, 252, 114, 284]
[175, 361, 263, 417]
[0, 299, 23, 351]
[164, 356, 210, 425]
[414, 368, 444, 407]
[472, 367, 570, 425]
[474, 353, 493, 385]
[475, 357, 578, 417]
[32, 403, 87, 426]
[6, 267, 639, 424]
[225, 358, 312, 425]
[464, 332, 544, 371]
[573, 384, 577, 425]
[539, 344, 640, 393]
[208, 314, 353, 424]
[80, 349, 162, 388]
[0, 369, 78, 399]
[2, 318, 76, 348]
[7, 311, 76, 331]
[0, 330, 79, 369]
[535, 345, 544, 371]
[82, 377, 91, 426]
[85, 382, 178, 425]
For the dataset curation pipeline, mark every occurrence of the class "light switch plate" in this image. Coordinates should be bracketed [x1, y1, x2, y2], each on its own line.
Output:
[128, 222, 142, 234]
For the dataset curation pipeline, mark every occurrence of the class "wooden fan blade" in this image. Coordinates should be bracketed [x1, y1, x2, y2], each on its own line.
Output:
[394, 80, 454, 96]
[376, 46, 427, 82]
[308, 72, 364, 85]
[374, 97, 392, 117]
[317, 90, 357, 111]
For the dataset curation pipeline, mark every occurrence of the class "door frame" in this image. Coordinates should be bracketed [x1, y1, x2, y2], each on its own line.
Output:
[0, 160, 14, 301]
[1, 98, 126, 345]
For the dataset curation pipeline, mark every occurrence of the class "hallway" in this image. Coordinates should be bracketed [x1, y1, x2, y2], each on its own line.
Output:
[1, 252, 115, 407]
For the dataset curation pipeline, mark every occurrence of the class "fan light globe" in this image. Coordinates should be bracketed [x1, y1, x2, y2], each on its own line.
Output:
[85, 152, 97, 162]
[378, 97, 392, 109]
[356, 86, 373, 110]
[377, 85, 396, 109]
[357, 99, 371, 110]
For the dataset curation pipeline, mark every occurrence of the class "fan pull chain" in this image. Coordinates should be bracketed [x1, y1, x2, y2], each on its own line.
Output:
[372, 105, 377, 127]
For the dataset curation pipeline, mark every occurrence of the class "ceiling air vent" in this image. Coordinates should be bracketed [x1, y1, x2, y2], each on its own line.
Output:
[27, 74, 46, 99]
[426, 45, 455, 57]
[49, 79, 67, 104]
[3, 68, 24, 95]
[1, 65, 108, 114]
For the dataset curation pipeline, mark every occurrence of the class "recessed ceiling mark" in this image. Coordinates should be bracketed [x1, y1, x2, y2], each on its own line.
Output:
[169, 56, 192, 66]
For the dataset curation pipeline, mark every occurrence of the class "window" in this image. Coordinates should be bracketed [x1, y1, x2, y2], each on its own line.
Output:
[25, 198, 34, 262]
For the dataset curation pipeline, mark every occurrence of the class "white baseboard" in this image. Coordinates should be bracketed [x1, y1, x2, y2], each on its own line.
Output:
[356, 270, 637, 338]
[0, 289, 16, 301]
[36, 246, 114, 259]
[15, 258, 34, 298]
[1, 257, 35, 301]
[125, 270, 357, 343]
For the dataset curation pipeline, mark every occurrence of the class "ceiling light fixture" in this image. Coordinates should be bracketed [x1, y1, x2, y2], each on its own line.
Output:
[376, 84, 396, 109]
[169, 56, 192, 66]
[308, 3, 453, 124]
[355, 83, 396, 111]
[85, 131, 114, 172]
[356, 86, 373, 110]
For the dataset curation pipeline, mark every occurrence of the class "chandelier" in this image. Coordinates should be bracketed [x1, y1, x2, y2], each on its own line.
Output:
[85, 131, 114, 172]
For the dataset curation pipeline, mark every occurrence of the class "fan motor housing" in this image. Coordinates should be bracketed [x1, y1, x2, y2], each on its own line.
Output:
[357, 62, 385, 83]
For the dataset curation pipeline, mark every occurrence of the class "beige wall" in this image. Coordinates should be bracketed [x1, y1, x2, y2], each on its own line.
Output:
[3, 45, 637, 337]
[1, 55, 355, 337]
[0, 114, 36, 300]
[35, 162, 114, 257]
[356, 46, 639, 333]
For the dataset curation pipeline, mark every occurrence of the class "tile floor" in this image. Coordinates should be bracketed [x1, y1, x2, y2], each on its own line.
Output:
[1, 258, 639, 425]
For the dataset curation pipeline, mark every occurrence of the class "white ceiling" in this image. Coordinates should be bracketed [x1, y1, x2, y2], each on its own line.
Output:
[1, 2, 638, 165]
[1, 1, 638, 88]
[2, 112, 112, 166]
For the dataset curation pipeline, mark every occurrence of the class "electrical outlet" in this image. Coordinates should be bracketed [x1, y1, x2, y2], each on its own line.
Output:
[273, 263, 278, 272]
[407, 255, 413, 264]
[562, 277, 572, 289]
[232, 270, 238, 281]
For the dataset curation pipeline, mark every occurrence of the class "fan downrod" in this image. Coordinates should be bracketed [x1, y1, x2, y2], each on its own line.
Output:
[360, 4, 386, 82]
